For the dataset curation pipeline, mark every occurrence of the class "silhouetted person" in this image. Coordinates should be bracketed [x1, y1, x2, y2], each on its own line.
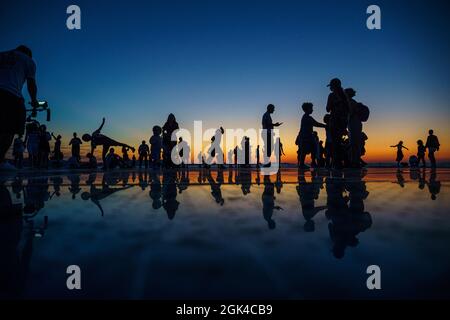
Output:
[256, 145, 260, 167]
[13, 134, 25, 169]
[262, 176, 283, 229]
[323, 114, 332, 168]
[162, 114, 179, 167]
[425, 129, 440, 168]
[51, 132, 63, 166]
[25, 121, 39, 168]
[104, 147, 121, 170]
[298, 102, 326, 168]
[345, 88, 364, 168]
[0, 46, 38, 171]
[150, 125, 162, 169]
[261, 104, 282, 166]
[122, 146, 131, 165]
[138, 140, 149, 169]
[311, 131, 320, 167]
[207, 127, 224, 165]
[278, 139, 285, 167]
[360, 132, 368, 167]
[69, 132, 82, 162]
[326, 78, 349, 169]
[38, 124, 51, 168]
[177, 137, 190, 167]
[390, 141, 408, 167]
[417, 139, 426, 168]
[82, 118, 135, 167]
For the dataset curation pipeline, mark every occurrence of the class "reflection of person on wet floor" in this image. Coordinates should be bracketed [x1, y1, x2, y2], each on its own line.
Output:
[138, 140, 149, 169]
[0, 184, 34, 298]
[427, 169, 440, 200]
[206, 167, 224, 205]
[394, 169, 405, 188]
[68, 174, 81, 199]
[162, 114, 179, 167]
[425, 129, 440, 168]
[262, 176, 283, 229]
[262, 104, 282, 166]
[69, 132, 82, 162]
[162, 170, 179, 220]
[390, 141, 408, 167]
[82, 118, 135, 166]
[298, 102, 326, 169]
[297, 169, 326, 232]
[326, 78, 349, 169]
[326, 173, 372, 259]
[149, 171, 162, 209]
[81, 173, 133, 216]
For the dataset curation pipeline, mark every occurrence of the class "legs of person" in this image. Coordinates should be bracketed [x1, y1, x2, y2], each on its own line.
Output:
[139, 154, 143, 168]
[429, 151, 436, 167]
[144, 154, 148, 169]
[0, 134, 14, 163]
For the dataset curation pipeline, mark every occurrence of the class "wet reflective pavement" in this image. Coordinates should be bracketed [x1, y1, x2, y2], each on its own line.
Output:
[1, 168, 449, 299]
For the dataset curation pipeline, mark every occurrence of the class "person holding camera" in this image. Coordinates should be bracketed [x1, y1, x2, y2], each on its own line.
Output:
[0, 45, 39, 170]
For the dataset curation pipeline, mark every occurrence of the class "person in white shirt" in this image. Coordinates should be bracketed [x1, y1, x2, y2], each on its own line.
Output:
[0, 45, 39, 169]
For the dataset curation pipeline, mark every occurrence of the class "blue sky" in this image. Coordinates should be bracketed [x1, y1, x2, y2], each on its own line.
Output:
[1, 0, 449, 161]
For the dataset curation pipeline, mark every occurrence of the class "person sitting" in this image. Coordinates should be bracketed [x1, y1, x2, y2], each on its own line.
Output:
[104, 148, 121, 170]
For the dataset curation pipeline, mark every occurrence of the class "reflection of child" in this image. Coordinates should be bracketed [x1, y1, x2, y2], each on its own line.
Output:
[417, 140, 426, 168]
[150, 126, 162, 168]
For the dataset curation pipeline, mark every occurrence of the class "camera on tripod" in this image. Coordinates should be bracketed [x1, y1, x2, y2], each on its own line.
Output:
[26, 101, 51, 122]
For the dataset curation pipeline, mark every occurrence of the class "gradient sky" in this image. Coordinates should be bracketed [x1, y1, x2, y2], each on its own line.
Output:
[1, 0, 449, 163]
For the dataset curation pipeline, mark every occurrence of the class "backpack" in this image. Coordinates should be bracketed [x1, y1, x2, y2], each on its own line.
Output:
[357, 103, 370, 122]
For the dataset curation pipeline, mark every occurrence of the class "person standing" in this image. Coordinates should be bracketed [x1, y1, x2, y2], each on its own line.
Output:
[326, 78, 349, 169]
[261, 104, 282, 166]
[0, 45, 39, 170]
[138, 140, 150, 169]
[162, 113, 179, 167]
[426, 129, 440, 168]
[345, 88, 363, 168]
[69, 132, 82, 162]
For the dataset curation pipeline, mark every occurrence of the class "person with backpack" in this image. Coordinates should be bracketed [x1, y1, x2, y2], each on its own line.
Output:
[345, 88, 370, 168]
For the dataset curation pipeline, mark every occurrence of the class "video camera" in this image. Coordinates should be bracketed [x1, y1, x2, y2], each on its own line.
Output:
[26, 101, 51, 122]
